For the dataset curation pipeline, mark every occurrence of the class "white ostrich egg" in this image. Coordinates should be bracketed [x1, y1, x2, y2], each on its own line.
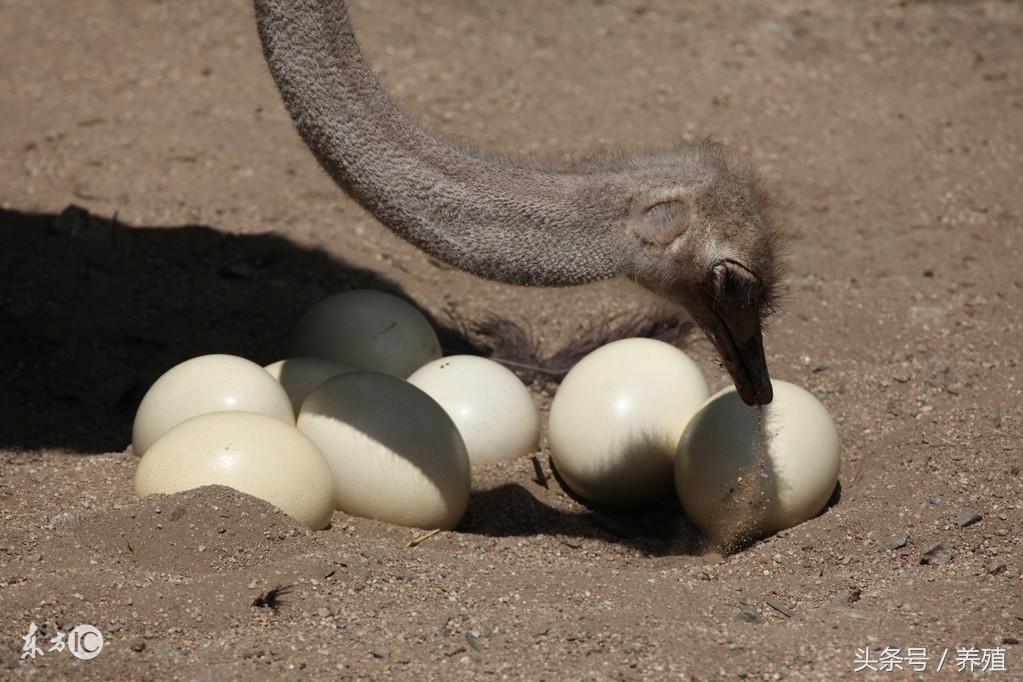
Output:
[675, 380, 841, 541]
[548, 338, 709, 507]
[264, 357, 354, 415]
[407, 355, 540, 466]
[134, 411, 336, 530]
[289, 290, 441, 378]
[132, 354, 294, 456]
[297, 372, 470, 530]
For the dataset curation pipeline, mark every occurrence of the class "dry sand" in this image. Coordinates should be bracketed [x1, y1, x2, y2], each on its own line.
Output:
[1, 1, 1021, 679]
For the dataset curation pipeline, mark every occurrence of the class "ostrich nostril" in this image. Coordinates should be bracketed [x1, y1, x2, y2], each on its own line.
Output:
[712, 260, 760, 302]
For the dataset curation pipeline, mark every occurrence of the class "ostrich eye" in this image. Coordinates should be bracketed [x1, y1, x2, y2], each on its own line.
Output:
[633, 200, 688, 246]
[645, 200, 687, 230]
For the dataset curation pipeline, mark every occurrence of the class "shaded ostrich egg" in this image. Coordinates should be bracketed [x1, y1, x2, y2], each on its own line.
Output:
[290, 290, 441, 378]
[548, 338, 709, 507]
[264, 357, 354, 415]
[675, 380, 840, 542]
[407, 355, 540, 466]
[132, 354, 294, 456]
[134, 412, 335, 530]
[297, 372, 470, 530]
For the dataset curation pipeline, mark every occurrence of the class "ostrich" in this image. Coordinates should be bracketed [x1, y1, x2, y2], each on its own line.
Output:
[253, 0, 783, 405]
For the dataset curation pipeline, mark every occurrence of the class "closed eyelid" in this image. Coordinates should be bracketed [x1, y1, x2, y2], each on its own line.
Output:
[644, 200, 688, 230]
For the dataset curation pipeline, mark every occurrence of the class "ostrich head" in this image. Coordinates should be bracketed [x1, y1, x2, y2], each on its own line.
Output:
[621, 142, 783, 405]
[252, 0, 786, 405]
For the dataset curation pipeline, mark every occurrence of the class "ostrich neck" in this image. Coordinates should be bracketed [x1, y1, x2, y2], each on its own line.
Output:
[254, 0, 627, 286]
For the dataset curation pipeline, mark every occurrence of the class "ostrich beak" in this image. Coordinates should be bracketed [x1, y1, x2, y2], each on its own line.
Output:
[705, 262, 774, 406]
[712, 313, 772, 406]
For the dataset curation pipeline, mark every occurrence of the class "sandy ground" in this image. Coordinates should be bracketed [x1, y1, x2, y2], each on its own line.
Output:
[1, 0, 1022, 679]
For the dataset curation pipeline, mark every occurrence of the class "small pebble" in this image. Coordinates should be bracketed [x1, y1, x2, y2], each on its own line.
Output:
[956, 507, 983, 528]
[49, 511, 81, 529]
[371, 647, 390, 659]
[928, 495, 942, 505]
[833, 589, 861, 605]
[737, 607, 764, 623]
[884, 533, 909, 550]
[987, 561, 1007, 575]
[920, 543, 952, 565]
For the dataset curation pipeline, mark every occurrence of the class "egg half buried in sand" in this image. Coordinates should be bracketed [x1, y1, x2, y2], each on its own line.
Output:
[548, 338, 709, 507]
[289, 290, 441, 378]
[132, 354, 294, 456]
[134, 411, 335, 530]
[675, 380, 841, 543]
[408, 355, 540, 466]
[297, 372, 470, 530]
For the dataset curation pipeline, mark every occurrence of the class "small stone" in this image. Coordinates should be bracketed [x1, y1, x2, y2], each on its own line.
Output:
[24, 552, 42, 563]
[130, 639, 146, 652]
[920, 543, 952, 565]
[884, 533, 909, 550]
[928, 495, 942, 505]
[832, 589, 861, 605]
[317, 607, 331, 618]
[371, 647, 390, 659]
[987, 561, 1007, 575]
[737, 607, 763, 623]
[50, 511, 81, 529]
[1010, 464, 1019, 476]
[956, 507, 983, 528]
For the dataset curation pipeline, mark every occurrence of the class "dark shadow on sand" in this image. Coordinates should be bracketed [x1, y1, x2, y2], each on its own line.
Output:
[460, 459, 707, 557]
[0, 205, 425, 452]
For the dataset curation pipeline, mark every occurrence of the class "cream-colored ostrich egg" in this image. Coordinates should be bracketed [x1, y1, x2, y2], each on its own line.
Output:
[134, 411, 335, 530]
[264, 357, 354, 415]
[548, 338, 709, 507]
[675, 380, 841, 541]
[289, 290, 441, 378]
[132, 354, 294, 456]
[407, 355, 540, 466]
[297, 372, 470, 530]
